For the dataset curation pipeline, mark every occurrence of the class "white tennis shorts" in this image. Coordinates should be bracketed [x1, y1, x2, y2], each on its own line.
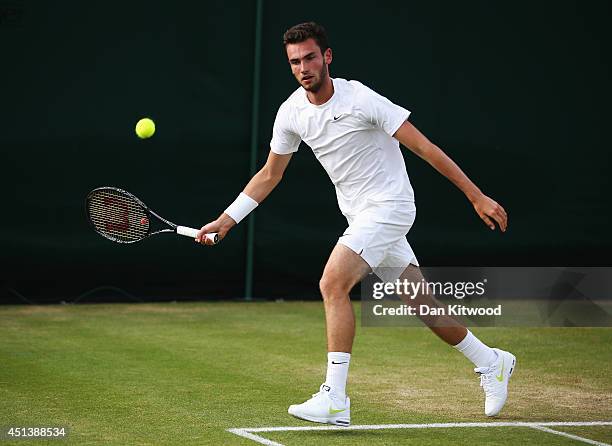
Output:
[338, 200, 418, 282]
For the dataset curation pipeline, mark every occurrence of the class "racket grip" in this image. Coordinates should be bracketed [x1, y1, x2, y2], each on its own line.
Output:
[176, 226, 219, 244]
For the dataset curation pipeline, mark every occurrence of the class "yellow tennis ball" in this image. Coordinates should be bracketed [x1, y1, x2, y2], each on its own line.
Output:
[135, 118, 155, 139]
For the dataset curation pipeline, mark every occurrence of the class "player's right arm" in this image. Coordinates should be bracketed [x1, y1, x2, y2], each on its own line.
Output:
[195, 151, 292, 244]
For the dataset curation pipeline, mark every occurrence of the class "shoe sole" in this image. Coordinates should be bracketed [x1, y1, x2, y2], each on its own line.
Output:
[288, 411, 350, 426]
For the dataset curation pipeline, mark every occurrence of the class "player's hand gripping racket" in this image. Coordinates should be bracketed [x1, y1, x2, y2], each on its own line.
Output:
[85, 187, 218, 245]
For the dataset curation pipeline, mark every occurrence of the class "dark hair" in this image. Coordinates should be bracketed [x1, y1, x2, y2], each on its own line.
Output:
[283, 22, 329, 53]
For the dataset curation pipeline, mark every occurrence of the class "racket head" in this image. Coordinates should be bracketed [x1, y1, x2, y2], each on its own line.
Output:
[86, 187, 157, 244]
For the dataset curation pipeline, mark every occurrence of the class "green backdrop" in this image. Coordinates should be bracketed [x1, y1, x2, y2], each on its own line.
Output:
[1, 1, 610, 302]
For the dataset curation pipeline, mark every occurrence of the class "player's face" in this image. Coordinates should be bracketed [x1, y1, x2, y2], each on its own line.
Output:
[286, 38, 332, 92]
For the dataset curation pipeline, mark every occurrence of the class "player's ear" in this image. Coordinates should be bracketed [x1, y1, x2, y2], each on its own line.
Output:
[324, 48, 332, 65]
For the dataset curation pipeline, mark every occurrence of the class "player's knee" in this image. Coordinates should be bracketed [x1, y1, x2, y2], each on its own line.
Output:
[318, 276, 331, 299]
[319, 276, 350, 302]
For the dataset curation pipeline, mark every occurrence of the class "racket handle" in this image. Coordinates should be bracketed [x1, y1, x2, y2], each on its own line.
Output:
[176, 226, 219, 244]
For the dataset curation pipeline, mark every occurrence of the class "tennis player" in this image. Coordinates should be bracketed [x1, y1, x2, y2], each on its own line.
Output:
[196, 22, 515, 426]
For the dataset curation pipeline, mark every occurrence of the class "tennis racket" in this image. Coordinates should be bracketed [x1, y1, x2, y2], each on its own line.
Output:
[85, 186, 218, 245]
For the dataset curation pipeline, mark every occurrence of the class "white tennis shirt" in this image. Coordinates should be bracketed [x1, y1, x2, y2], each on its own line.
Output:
[270, 78, 415, 216]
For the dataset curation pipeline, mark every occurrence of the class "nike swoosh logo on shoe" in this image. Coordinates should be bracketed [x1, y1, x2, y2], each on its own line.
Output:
[496, 359, 505, 382]
[329, 406, 346, 414]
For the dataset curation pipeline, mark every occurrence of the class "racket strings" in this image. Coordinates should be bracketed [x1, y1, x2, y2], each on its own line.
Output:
[87, 190, 149, 242]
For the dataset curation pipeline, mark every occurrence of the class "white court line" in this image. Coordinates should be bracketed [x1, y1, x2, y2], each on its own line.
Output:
[227, 421, 612, 446]
[530, 425, 610, 446]
[227, 428, 284, 446]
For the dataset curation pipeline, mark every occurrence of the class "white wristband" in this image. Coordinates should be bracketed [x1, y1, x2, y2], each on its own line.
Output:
[224, 192, 258, 224]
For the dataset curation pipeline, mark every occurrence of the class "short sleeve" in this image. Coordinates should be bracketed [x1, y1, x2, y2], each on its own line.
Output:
[354, 82, 411, 136]
[270, 102, 301, 155]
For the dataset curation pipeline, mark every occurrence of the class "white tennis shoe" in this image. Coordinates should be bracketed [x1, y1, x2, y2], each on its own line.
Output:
[475, 348, 516, 416]
[288, 384, 350, 426]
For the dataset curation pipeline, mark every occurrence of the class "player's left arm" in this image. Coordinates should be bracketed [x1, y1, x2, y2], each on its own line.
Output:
[393, 120, 507, 232]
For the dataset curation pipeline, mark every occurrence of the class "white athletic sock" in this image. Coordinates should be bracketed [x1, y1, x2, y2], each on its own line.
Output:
[324, 352, 351, 400]
[453, 330, 497, 368]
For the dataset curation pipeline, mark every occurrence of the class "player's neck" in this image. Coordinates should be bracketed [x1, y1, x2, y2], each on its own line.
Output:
[306, 76, 334, 106]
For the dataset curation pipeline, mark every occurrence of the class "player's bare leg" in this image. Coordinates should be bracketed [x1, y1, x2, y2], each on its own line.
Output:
[398, 264, 467, 344]
[288, 244, 369, 426]
[319, 244, 371, 352]
[398, 264, 516, 416]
